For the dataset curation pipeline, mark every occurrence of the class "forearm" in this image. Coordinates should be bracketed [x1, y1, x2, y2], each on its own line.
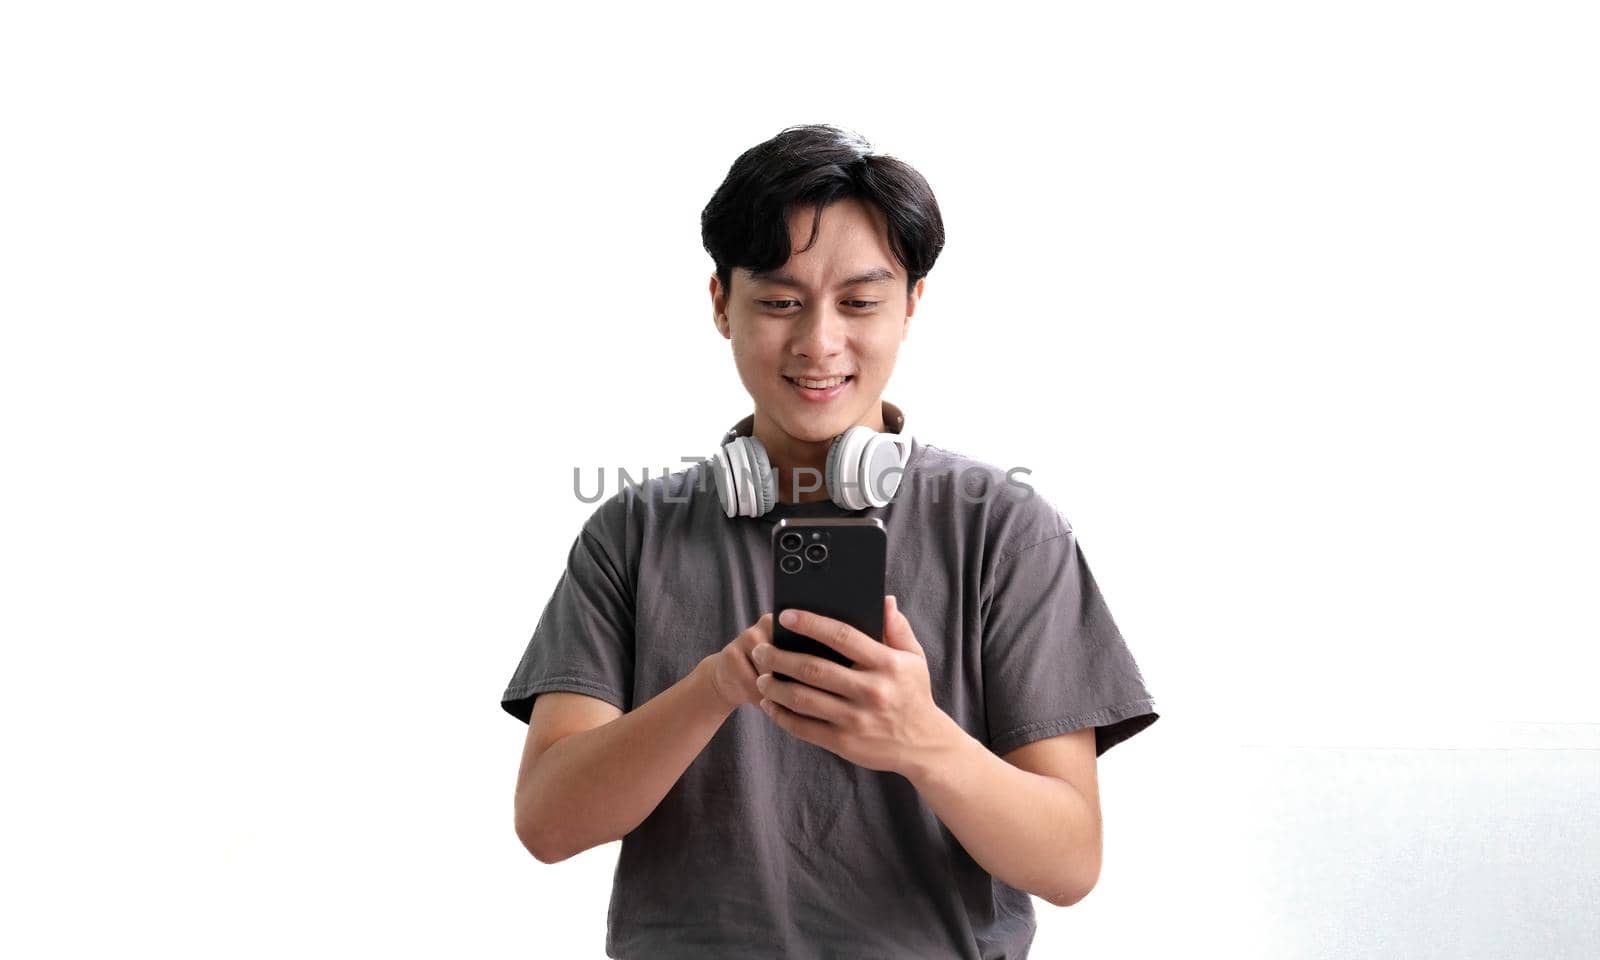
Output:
[905, 720, 1100, 906]
[519, 657, 735, 862]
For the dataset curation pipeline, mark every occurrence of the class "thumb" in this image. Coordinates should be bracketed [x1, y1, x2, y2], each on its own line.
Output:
[883, 595, 923, 655]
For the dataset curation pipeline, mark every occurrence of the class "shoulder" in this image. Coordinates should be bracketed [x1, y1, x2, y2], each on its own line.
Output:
[909, 440, 1073, 562]
[578, 461, 706, 547]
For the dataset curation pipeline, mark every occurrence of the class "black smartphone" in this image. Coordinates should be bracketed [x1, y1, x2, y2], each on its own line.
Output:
[770, 517, 887, 684]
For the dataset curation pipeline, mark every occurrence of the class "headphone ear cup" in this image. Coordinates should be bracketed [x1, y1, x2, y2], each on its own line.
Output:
[720, 438, 751, 517]
[712, 444, 738, 518]
[824, 431, 849, 509]
[827, 426, 873, 510]
[731, 437, 761, 518]
[746, 437, 775, 516]
[861, 433, 906, 507]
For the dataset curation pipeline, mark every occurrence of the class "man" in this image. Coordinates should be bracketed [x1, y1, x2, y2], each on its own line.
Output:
[502, 124, 1159, 959]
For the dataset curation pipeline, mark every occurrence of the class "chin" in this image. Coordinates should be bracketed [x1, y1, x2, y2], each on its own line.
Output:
[796, 413, 865, 443]
[781, 422, 841, 445]
[765, 408, 838, 442]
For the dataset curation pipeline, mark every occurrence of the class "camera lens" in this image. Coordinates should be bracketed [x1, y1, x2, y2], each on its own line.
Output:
[780, 554, 803, 574]
[780, 532, 804, 552]
[804, 543, 828, 564]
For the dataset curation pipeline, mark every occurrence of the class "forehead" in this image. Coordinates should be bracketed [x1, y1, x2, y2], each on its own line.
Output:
[740, 199, 900, 291]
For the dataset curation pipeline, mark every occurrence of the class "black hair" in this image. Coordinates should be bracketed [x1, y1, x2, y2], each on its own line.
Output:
[701, 124, 945, 299]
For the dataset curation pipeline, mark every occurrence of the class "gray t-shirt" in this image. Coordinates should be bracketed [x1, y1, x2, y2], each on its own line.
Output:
[501, 425, 1159, 960]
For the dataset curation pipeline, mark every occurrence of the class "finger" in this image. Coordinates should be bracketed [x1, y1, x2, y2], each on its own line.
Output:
[743, 613, 774, 651]
[761, 696, 835, 747]
[777, 608, 887, 669]
[756, 646, 874, 700]
[752, 612, 774, 643]
[883, 595, 924, 656]
[757, 671, 851, 724]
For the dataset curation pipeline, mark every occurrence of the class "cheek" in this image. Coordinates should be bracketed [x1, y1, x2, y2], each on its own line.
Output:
[860, 338, 902, 374]
[732, 334, 784, 368]
[730, 343, 783, 388]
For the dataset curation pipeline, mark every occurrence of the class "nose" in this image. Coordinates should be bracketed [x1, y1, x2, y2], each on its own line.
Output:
[790, 303, 847, 360]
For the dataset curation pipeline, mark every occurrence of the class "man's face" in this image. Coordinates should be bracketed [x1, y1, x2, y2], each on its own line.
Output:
[711, 197, 923, 448]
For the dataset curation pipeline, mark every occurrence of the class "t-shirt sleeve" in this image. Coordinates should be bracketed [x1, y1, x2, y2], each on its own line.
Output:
[499, 507, 636, 724]
[980, 523, 1158, 758]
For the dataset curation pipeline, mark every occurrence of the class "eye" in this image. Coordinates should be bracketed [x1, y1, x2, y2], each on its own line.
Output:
[756, 299, 879, 311]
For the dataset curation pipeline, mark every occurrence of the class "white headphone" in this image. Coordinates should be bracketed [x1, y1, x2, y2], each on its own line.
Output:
[712, 400, 914, 518]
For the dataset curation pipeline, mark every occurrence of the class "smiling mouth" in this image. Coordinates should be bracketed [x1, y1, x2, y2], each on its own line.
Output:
[784, 375, 854, 389]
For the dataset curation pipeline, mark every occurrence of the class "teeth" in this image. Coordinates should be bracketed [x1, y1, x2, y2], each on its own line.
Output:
[793, 376, 848, 389]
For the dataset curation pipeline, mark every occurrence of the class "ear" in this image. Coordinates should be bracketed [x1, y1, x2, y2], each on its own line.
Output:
[709, 273, 731, 339]
[903, 277, 924, 337]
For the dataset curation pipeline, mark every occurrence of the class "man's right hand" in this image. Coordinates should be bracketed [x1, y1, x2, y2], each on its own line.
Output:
[703, 613, 773, 710]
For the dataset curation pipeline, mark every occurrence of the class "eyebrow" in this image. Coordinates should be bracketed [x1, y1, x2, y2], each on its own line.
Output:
[747, 266, 899, 289]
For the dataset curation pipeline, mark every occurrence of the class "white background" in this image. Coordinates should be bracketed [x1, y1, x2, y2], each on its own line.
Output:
[3, 1, 1597, 957]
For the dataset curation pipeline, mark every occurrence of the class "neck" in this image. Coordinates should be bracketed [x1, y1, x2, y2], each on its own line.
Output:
[752, 402, 889, 504]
